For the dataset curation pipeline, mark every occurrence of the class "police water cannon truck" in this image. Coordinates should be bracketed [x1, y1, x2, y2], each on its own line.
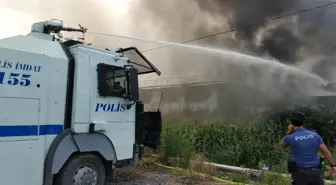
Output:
[0, 19, 162, 185]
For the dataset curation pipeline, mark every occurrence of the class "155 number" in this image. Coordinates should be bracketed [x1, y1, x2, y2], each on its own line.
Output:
[0, 72, 31, 86]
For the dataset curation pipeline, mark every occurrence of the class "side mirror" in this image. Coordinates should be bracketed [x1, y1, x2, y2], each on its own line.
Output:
[128, 68, 139, 101]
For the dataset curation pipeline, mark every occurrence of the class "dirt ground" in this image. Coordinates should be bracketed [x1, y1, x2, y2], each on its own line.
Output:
[107, 162, 230, 185]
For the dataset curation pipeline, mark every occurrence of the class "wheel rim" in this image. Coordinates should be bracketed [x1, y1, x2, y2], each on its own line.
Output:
[72, 165, 98, 185]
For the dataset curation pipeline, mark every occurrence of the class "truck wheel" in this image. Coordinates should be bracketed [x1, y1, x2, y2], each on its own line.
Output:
[54, 153, 106, 185]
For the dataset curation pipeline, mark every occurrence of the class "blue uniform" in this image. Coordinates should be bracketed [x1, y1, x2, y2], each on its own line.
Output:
[283, 128, 324, 168]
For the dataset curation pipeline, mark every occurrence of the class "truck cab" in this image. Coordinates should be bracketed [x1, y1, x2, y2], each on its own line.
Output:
[0, 19, 162, 185]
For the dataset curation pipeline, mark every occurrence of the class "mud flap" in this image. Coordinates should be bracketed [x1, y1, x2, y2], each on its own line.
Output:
[141, 111, 162, 149]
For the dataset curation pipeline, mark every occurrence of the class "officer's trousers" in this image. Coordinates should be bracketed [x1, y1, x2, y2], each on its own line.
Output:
[291, 167, 324, 185]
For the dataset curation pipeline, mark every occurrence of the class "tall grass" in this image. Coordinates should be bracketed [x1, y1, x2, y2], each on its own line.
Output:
[156, 107, 336, 184]
[159, 118, 289, 172]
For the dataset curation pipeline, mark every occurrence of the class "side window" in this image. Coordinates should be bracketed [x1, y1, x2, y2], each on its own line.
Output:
[97, 63, 128, 97]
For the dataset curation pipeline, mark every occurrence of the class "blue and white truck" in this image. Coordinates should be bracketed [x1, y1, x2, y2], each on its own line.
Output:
[0, 19, 162, 185]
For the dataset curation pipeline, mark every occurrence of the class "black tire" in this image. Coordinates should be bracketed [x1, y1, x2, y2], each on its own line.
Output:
[54, 153, 106, 185]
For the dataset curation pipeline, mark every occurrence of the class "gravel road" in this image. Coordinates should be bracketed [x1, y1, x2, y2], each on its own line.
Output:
[106, 162, 228, 185]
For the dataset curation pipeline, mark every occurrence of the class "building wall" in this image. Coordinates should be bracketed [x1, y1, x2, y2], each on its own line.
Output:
[139, 82, 303, 119]
[139, 81, 328, 119]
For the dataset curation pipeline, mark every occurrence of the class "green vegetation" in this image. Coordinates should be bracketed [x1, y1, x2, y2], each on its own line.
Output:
[154, 106, 336, 184]
[160, 119, 288, 171]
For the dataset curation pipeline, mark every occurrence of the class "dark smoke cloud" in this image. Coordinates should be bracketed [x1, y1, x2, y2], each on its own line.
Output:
[258, 27, 301, 64]
[134, 0, 336, 81]
[195, 0, 299, 41]
[195, 0, 336, 74]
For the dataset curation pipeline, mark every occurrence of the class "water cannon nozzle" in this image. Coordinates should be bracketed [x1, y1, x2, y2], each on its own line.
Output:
[61, 24, 87, 33]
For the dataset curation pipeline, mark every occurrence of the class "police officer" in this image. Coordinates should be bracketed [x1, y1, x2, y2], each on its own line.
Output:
[280, 111, 336, 185]
[113, 81, 126, 97]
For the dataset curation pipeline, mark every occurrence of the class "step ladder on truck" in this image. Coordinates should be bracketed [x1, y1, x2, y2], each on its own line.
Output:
[0, 19, 162, 185]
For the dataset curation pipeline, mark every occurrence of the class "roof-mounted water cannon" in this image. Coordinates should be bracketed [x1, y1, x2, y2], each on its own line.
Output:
[61, 24, 87, 33]
[31, 19, 87, 34]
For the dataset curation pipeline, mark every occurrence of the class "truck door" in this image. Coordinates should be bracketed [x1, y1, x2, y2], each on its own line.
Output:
[116, 47, 163, 150]
[92, 61, 137, 160]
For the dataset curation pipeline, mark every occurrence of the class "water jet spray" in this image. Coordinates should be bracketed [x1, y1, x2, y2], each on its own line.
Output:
[87, 31, 330, 91]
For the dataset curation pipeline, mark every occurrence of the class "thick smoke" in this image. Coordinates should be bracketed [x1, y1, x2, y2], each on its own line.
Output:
[258, 27, 301, 64]
[132, 0, 335, 81]
[3, 0, 335, 80]
[127, 0, 336, 114]
[195, 0, 300, 41]
[2, 0, 336, 110]
[218, 0, 334, 62]
[194, 0, 336, 79]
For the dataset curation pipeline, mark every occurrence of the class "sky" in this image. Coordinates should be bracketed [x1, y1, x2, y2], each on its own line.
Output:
[0, 7, 36, 38]
[0, 0, 132, 38]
